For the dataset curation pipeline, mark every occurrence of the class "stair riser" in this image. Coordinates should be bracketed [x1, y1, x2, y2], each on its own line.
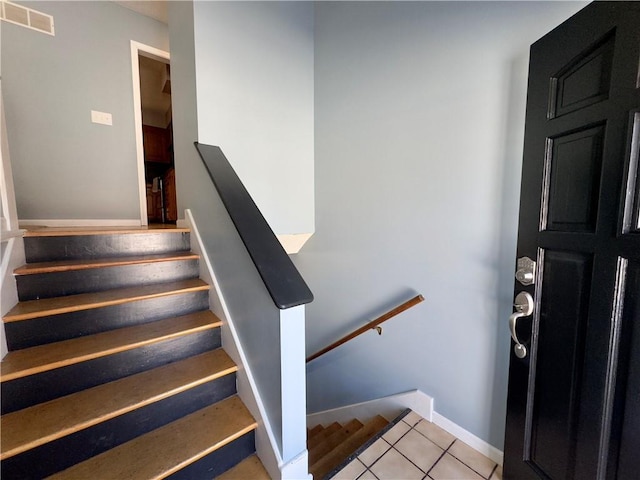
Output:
[24, 232, 191, 263]
[167, 430, 256, 480]
[1, 374, 237, 480]
[16, 259, 200, 301]
[1, 329, 221, 414]
[5, 290, 209, 350]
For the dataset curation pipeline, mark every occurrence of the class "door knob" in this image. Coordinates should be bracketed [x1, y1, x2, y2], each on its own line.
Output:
[509, 292, 534, 358]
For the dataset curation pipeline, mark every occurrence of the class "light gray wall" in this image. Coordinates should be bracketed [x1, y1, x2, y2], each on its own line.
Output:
[191, 1, 315, 235]
[296, 1, 587, 449]
[2, 1, 168, 221]
[167, 0, 293, 465]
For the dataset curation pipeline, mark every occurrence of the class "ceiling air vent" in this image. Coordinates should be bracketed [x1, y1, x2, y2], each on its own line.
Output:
[1, 1, 54, 36]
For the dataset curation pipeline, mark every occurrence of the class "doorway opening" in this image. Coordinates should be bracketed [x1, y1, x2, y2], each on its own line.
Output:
[130, 41, 176, 226]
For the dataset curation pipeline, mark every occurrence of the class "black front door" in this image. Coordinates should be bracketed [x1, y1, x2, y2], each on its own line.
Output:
[503, 2, 640, 479]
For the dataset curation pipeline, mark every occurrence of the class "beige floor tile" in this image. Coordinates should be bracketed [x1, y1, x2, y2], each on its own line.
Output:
[357, 470, 379, 480]
[414, 420, 456, 450]
[490, 464, 503, 480]
[402, 411, 423, 427]
[333, 459, 367, 480]
[358, 438, 392, 467]
[369, 448, 425, 480]
[448, 440, 496, 478]
[382, 421, 411, 445]
[394, 429, 444, 473]
[429, 453, 484, 480]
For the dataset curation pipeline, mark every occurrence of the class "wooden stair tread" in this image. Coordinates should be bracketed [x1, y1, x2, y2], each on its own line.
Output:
[48, 395, 257, 480]
[308, 422, 342, 450]
[24, 227, 190, 237]
[215, 454, 270, 480]
[3, 279, 209, 322]
[1, 349, 236, 460]
[309, 419, 364, 466]
[307, 424, 324, 439]
[14, 252, 199, 276]
[0, 310, 220, 382]
[311, 415, 388, 480]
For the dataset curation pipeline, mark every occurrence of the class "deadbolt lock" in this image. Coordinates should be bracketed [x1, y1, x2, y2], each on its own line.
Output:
[516, 256, 536, 286]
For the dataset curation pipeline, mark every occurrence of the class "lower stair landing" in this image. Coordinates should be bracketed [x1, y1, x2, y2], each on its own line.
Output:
[327, 410, 502, 480]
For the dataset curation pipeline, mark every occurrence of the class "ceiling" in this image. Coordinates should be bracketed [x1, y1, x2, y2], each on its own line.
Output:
[112, 1, 168, 24]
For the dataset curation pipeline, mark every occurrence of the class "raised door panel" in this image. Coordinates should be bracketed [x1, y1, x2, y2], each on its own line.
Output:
[526, 250, 593, 479]
[542, 124, 605, 233]
[549, 31, 615, 119]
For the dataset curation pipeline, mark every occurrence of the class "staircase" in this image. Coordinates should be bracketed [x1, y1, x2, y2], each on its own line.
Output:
[307, 415, 389, 479]
[0, 227, 269, 479]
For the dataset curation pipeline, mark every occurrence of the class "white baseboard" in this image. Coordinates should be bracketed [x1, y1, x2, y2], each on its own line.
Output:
[307, 390, 434, 428]
[432, 412, 504, 466]
[19, 219, 142, 228]
[306, 390, 504, 466]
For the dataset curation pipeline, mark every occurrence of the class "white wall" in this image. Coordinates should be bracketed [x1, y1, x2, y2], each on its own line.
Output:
[296, 1, 588, 449]
[2, 1, 168, 222]
[191, 1, 314, 236]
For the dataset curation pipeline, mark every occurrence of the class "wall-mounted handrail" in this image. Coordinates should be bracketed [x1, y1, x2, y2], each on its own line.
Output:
[306, 294, 424, 363]
[194, 142, 313, 309]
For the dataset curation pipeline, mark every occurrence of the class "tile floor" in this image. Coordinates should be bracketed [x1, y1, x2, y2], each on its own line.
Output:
[332, 411, 502, 480]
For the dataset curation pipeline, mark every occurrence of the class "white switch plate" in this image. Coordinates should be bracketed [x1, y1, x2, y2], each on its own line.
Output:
[91, 110, 112, 126]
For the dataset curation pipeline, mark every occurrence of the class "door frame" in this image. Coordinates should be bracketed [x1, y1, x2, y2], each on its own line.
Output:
[130, 40, 171, 227]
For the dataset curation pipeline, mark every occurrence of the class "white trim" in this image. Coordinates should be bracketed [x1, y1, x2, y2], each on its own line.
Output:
[307, 389, 434, 428]
[18, 219, 142, 228]
[184, 209, 284, 479]
[279, 305, 308, 463]
[432, 411, 504, 466]
[0, 229, 25, 242]
[130, 41, 171, 228]
[276, 232, 313, 254]
[1, 79, 20, 234]
[280, 449, 312, 480]
[0, 236, 25, 359]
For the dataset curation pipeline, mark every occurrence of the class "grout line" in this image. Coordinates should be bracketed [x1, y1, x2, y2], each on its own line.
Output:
[346, 413, 500, 480]
[425, 445, 448, 477]
[445, 439, 497, 479]
[411, 419, 455, 450]
[392, 434, 432, 477]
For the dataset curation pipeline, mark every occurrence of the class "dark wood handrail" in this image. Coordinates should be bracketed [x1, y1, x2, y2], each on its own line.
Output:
[306, 294, 424, 363]
[194, 142, 313, 309]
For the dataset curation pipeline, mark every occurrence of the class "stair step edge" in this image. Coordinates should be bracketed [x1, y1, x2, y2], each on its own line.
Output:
[3, 279, 209, 323]
[14, 252, 199, 276]
[216, 454, 270, 480]
[326, 411, 411, 480]
[308, 422, 342, 450]
[0, 348, 237, 460]
[309, 420, 365, 466]
[23, 228, 190, 238]
[0, 310, 221, 382]
[48, 396, 257, 480]
[311, 416, 388, 479]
